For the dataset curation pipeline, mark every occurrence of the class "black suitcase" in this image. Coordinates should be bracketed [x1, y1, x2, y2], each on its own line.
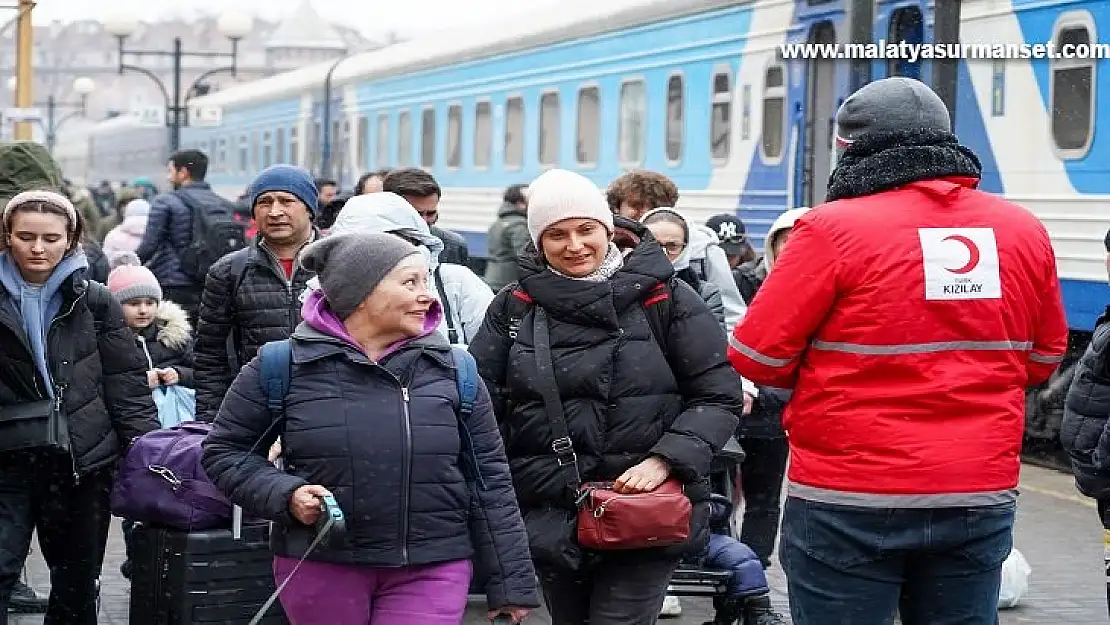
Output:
[129, 522, 288, 624]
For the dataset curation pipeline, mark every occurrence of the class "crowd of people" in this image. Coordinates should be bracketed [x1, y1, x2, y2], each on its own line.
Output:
[0, 76, 1079, 625]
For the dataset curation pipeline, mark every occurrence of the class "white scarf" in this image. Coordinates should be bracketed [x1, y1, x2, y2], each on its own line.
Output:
[550, 243, 624, 282]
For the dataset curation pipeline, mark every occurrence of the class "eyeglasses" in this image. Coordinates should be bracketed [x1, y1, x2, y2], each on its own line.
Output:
[660, 242, 686, 255]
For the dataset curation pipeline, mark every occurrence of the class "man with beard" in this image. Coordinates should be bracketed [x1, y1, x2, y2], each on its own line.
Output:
[136, 150, 243, 324]
[193, 164, 319, 423]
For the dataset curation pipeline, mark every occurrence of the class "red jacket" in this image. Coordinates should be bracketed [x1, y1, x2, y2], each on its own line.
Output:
[729, 177, 1068, 505]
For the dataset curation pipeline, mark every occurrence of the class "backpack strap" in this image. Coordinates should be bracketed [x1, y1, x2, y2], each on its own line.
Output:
[641, 279, 674, 358]
[451, 346, 486, 490]
[258, 339, 293, 421]
[228, 250, 252, 367]
[434, 265, 459, 345]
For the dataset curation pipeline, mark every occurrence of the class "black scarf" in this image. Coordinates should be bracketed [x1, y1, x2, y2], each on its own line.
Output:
[826, 129, 982, 202]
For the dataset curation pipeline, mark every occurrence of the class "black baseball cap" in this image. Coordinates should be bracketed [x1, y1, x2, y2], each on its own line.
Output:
[706, 214, 747, 256]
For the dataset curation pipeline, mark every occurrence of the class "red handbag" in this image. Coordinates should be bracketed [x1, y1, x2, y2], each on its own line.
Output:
[576, 478, 692, 550]
[532, 308, 693, 552]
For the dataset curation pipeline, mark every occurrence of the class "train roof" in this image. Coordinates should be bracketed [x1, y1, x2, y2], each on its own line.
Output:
[190, 0, 746, 109]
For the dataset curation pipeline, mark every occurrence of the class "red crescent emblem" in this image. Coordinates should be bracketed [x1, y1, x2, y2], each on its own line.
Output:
[942, 235, 980, 274]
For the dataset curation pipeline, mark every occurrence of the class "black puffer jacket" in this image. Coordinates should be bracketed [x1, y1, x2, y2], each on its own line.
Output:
[1062, 307, 1110, 500]
[202, 323, 540, 610]
[469, 237, 742, 565]
[194, 235, 316, 421]
[135, 300, 195, 388]
[0, 269, 159, 474]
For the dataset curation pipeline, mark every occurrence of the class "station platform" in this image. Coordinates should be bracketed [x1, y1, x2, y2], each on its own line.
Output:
[11, 463, 1105, 624]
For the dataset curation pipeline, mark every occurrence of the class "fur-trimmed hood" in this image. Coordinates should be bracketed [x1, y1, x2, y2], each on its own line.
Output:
[154, 300, 191, 351]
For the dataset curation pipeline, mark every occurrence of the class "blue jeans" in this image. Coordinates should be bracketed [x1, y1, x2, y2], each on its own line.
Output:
[780, 496, 1014, 625]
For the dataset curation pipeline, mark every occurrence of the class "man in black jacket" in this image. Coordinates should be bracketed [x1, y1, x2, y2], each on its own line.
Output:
[1061, 228, 1110, 594]
[193, 165, 318, 422]
[383, 168, 470, 266]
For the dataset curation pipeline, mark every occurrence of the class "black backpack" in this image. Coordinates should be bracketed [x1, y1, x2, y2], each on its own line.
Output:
[178, 189, 247, 282]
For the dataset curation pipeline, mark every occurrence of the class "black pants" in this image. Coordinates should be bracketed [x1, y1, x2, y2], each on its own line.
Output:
[738, 436, 789, 567]
[539, 552, 680, 625]
[0, 450, 112, 625]
[163, 285, 203, 328]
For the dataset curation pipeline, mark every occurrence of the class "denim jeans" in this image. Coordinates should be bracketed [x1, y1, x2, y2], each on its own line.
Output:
[780, 496, 1014, 625]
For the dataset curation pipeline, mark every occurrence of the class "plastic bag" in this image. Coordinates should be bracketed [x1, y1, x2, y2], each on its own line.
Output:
[152, 384, 196, 428]
[998, 548, 1031, 609]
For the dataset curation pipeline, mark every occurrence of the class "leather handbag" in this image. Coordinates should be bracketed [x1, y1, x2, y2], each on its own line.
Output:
[0, 394, 67, 453]
[532, 308, 692, 551]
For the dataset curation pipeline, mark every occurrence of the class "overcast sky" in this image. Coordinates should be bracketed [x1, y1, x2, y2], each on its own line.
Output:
[31, 0, 555, 38]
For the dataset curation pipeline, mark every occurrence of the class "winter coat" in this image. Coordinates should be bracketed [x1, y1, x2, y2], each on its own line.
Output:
[1061, 307, 1110, 501]
[135, 300, 195, 388]
[193, 234, 318, 422]
[432, 225, 470, 267]
[135, 182, 224, 287]
[685, 223, 746, 331]
[468, 236, 743, 567]
[729, 177, 1069, 504]
[201, 293, 540, 610]
[484, 204, 530, 292]
[81, 240, 110, 284]
[102, 200, 150, 262]
[323, 193, 494, 347]
[0, 255, 159, 474]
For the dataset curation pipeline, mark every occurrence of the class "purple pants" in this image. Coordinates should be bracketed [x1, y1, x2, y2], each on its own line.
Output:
[272, 556, 472, 625]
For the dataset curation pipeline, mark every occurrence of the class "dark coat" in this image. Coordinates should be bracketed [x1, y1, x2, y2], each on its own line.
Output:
[468, 237, 743, 566]
[484, 204, 530, 292]
[0, 274, 160, 474]
[432, 225, 469, 266]
[135, 182, 224, 287]
[193, 236, 316, 421]
[136, 300, 195, 388]
[201, 324, 540, 610]
[1062, 307, 1110, 500]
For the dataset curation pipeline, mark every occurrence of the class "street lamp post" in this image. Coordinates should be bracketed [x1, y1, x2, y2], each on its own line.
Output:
[6, 76, 96, 153]
[104, 11, 251, 153]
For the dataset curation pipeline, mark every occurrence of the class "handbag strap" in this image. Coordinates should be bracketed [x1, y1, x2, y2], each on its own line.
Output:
[532, 308, 582, 491]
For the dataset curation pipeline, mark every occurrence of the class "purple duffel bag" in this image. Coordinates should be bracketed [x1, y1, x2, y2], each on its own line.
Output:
[110, 421, 233, 531]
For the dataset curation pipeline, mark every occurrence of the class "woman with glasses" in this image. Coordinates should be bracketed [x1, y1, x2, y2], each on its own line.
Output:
[642, 208, 726, 332]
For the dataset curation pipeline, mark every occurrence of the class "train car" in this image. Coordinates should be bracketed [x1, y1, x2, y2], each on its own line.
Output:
[84, 115, 171, 186]
[182, 0, 1108, 460]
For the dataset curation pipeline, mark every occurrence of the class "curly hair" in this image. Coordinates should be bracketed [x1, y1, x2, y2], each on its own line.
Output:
[605, 170, 679, 213]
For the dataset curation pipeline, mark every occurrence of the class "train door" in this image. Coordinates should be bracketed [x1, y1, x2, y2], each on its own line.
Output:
[873, 0, 959, 118]
[801, 21, 840, 206]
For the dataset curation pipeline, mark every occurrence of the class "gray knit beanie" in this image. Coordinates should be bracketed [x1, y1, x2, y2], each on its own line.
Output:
[301, 232, 421, 319]
[833, 77, 951, 160]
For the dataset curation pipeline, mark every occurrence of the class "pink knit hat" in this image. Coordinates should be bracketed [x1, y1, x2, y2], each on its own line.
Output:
[107, 252, 162, 303]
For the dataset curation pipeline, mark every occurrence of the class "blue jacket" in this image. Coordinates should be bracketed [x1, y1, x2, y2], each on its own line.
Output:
[201, 320, 539, 610]
[136, 182, 221, 287]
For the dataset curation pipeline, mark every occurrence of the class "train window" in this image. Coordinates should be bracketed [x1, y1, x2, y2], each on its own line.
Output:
[474, 101, 492, 169]
[310, 122, 322, 172]
[888, 7, 923, 80]
[576, 86, 600, 166]
[398, 111, 412, 165]
[1051, 19, 1095, 156]
[218, 138, 227, 172]
[334, 120, 346, 172]
[376, 114, 390, 168]
[357, 116, 368, 169]
[665, 74, 684, 163]
[421, 108, 435, 168]
[761, 63, 785, 161]
[504, 97, 524, 169]
[275, 127, 285, 163]
[619, 80, 646, 165]
[251, 130, 260, 171]
[262, 131, 272, 168]
[290, 127, 299, 166]
[238, 135, 248, 174]
[539, 91, 560, 166]
[446, 105, 462, 169]
[710, 70, 732, 163]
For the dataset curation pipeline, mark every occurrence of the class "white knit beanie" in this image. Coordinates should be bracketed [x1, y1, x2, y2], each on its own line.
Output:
[526, 169, 614, 245]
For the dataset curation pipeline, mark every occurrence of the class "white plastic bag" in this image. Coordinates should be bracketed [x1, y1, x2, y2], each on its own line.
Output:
[998, 548, 1031, 609]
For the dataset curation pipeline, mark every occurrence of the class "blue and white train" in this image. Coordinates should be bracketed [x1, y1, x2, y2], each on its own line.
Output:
[175, 0, 1106, 448]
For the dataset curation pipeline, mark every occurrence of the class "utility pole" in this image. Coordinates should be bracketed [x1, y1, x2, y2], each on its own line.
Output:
[13, 0, 33, 140]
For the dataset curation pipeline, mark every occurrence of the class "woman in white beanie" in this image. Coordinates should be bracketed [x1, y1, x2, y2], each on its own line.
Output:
[469, 169, 745, 625]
